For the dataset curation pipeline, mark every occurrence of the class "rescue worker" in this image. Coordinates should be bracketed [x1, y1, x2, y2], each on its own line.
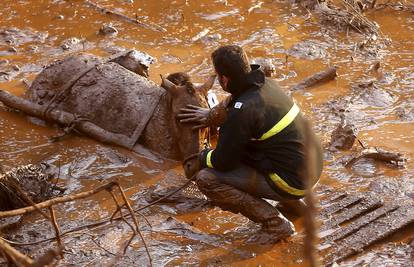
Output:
[179, 45, 323, 243]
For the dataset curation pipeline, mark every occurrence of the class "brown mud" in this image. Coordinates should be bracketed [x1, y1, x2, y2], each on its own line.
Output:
[1, 0, 414, 266]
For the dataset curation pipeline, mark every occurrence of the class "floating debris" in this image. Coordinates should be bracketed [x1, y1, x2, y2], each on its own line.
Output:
[0, 164, 58, 211]
[293, 66, 338, 90]
[346, 147, 406, 168]
[99, 24, 118, 36]
[191, 28, 210, 43]
[60, 37, 82, 50]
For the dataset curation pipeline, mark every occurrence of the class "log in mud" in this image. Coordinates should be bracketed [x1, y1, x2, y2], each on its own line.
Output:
[293, 66, 338, 90]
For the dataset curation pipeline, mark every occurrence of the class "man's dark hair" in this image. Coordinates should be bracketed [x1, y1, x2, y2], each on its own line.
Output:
[211, 45, 251, 79]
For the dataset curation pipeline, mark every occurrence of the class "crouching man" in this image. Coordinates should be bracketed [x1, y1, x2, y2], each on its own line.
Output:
[180, 45, 323, 244]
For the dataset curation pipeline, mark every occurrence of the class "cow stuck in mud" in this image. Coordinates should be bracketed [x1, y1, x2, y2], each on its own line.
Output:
[0, 50, 216, 160]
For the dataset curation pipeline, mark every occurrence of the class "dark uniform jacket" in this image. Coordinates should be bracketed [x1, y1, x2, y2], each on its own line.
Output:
[200, 65, 323, 199]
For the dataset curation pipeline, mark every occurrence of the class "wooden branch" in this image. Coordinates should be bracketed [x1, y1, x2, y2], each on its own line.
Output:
[0, 90, 132, 149]
[85, 0, 167, 33]
[1, 180, 154, 266]
[345, 148, 406, 168]
[116, 184, 152, 266]
[293, 66, 337, 90]
[49, 206, 63, 253]
[0, 182, 117, 218]
[2, 176, 197, 248]
[0, 238, 34, 266]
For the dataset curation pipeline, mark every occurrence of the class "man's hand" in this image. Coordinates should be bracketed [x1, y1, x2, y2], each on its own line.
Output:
[183, 154, 201, 178]
[177, 105, 210, 130]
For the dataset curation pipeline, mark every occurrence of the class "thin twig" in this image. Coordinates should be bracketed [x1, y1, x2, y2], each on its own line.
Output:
[116, 183, 152, 266]
[109, 190, 134, 231]
[2, 176, 197, 247]
[7, 179, 51, 220]
[48, 206, 63, 255]
[90, 237, 116, 256]
[84, 0, 166, 33]
[109, 203, 124, 222]
[134, 175, 197, 213]
[0, 182, 117, 218]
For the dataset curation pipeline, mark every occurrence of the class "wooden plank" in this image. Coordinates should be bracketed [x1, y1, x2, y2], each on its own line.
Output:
[322, 203, 399, 243]
[319, 194, 362, 218]
[321, 195, 383, 231]
[323, 204, 414, 265]
[320, 191, 348, 206]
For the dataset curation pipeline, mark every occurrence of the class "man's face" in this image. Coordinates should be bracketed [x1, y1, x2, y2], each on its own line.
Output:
[217, 74, 229, 93]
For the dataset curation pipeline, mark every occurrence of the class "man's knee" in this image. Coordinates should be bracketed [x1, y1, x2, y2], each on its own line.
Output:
[195, 168, 221, 190]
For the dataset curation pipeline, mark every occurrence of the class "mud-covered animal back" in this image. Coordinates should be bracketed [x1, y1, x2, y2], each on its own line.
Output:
[27, 54, 103, 105]
[27, 55, 164, 149]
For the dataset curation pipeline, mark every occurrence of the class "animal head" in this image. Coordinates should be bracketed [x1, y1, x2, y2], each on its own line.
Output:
[112, 50, 155, 78]
[160, 72, 215, 159]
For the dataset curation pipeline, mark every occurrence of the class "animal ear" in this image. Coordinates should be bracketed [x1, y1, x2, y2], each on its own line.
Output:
[195, 74, 216, 95]
[160, 74, 185, 95]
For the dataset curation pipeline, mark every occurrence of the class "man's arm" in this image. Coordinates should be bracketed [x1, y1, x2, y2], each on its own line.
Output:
[200, 103, 254, 171]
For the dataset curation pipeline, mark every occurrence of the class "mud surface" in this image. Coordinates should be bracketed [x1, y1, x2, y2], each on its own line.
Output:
[1, 0, 414, 266]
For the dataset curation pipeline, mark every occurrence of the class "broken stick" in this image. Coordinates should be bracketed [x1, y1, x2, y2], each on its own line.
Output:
[0, 180, 152, 265]
[345, 147, 406, 168]
[0, 182, 117, 218]
[293, 66, 338, 90]
[85, 0, 166, 33]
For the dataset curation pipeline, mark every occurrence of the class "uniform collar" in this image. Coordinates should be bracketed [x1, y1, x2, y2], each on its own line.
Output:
[227, 64, 265, 98]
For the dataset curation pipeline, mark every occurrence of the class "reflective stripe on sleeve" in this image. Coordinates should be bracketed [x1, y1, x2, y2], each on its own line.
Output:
[258, 103, 300, 141]
[269, 173, 305, 196]
[206, 150, 214, 168]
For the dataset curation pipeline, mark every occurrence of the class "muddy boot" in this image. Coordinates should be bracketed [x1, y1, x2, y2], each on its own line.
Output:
[196, 169, 295, 244]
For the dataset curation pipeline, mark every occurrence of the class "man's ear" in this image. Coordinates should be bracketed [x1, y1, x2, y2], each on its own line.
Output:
[221, 75, 229, 90]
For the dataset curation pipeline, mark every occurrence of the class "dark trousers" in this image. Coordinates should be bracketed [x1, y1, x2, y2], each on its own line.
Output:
[204, 164, 285, 201]
[197, 164, 305, 216]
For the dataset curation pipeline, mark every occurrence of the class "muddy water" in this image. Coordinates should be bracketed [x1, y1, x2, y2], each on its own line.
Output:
[1, 0, 414, 266]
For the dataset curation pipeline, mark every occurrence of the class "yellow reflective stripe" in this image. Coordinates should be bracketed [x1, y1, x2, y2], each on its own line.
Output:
[269, 173, 305, 196]
[258, 103, 300, 141]
[206, 150, 214, 168]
